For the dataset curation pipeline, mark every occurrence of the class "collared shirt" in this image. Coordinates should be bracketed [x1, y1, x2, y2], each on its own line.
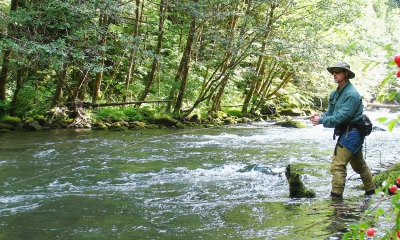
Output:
[319, 81, 364, 153]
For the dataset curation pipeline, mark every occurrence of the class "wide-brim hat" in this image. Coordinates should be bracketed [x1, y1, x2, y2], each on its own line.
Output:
[327, 62, 355, 79]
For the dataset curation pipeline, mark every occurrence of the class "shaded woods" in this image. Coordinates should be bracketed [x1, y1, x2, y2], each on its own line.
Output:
[0, 0, 399, 120]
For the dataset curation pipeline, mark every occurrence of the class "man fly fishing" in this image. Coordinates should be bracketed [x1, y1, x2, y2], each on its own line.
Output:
[310, 62, 375, 199]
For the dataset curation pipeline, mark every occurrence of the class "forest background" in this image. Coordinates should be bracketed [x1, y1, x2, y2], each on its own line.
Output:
[0, 0, 399, 123]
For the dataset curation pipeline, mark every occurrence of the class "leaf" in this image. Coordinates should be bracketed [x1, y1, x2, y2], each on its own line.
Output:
[379, 74, 394, 88]
[388, 92, 398, 101]
[376, 117, 388, 123]
[376, 208, 385, 216]
[383, 44, 392, 50]
[362, 62, 372, 71]
[341, 232, 350, 240]
[344, 42, 357, 55]
[387, 119, 397, 132]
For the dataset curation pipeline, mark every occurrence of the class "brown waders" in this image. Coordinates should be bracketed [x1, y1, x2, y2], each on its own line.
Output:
[330, 143, 375, 197]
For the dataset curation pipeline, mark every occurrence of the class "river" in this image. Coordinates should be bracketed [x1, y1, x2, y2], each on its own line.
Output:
[0, 110, 399, 239]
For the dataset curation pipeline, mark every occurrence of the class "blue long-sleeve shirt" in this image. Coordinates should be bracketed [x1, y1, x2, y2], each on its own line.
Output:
[319, 81, 364, 153]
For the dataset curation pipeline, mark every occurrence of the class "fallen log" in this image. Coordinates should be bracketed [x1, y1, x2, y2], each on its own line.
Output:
[75, 100, 172, 108]
[366, 103, 399, 109]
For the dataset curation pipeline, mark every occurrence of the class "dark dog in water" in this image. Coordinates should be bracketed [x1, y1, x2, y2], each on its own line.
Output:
[285, 164, 316, 198]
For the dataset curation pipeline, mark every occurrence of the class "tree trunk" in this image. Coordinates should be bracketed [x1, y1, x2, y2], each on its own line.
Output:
[92, 36, 106, 103]
[92, 13, 111, 104]
[210, 73, 230, 112]
[51, 63, 68, 108]
[10, 68, 24, 116]
[209, 1, 241, 113]
[167, 0, 198, 113]
[0, 50, 11, 101]
[124, 0, 142, 102]
[0, 0, 19, 102]
[137, 0, 165, 107]
[173, 13, 196, 114]
[242, 4, 276, 114]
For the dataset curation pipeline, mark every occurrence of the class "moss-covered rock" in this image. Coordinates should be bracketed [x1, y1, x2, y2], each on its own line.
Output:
[0, 123, 14, 130]
[108, 124, 127, 131]
[34, 115, 47, 125]
[149, 115, 178, 127]
[279, 108, 305, 117]
[91, 121, 107, 130]
[0, 129, 11, 133]
[176, 122, 185, 129]
[285, 165, 316, 198]
[1, 116, 22, 125]
[276, 120, 307, 128]
[209, 111, 228, 121]
[129, 121, 146, 130]
[223, 117, 237, 124]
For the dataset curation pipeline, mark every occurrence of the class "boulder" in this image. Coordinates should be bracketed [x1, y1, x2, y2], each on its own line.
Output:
[22, 121, 42, 131]
[129, 121, 146, 130]
[149, 115, 178, 127]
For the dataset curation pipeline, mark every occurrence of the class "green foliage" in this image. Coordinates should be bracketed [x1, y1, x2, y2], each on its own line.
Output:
[226, 109, 243, 118]
[0, 0, 398, 126]
[12, 85, 51, 119]
[95, 107, 129, 122]
[342, 164, 400, 239]
[373, 163, 400, 187]
[376, 116, 400, 132]
[94, 106, 155, 122]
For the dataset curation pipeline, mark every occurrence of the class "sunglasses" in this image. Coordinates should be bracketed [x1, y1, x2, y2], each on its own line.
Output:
[333, 70, 344, 74]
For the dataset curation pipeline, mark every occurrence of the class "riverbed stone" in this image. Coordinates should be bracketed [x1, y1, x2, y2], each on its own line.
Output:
[129, 121, 146, 130]
[22, 121, 42, 131]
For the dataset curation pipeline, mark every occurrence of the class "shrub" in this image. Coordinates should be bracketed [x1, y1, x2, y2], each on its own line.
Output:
[227, 109, 243, 118]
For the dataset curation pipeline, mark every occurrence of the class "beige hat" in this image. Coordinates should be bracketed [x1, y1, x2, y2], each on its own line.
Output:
[327, 62, 355, 79]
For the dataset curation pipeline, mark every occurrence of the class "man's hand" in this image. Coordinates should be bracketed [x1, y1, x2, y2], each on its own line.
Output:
[310, 113, 321, 126]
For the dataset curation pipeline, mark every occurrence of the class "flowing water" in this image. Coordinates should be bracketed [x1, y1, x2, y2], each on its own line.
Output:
[0, 110, 399, 240]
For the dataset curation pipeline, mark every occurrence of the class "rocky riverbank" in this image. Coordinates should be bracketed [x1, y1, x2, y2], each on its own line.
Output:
[0, 107, 310, 133]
